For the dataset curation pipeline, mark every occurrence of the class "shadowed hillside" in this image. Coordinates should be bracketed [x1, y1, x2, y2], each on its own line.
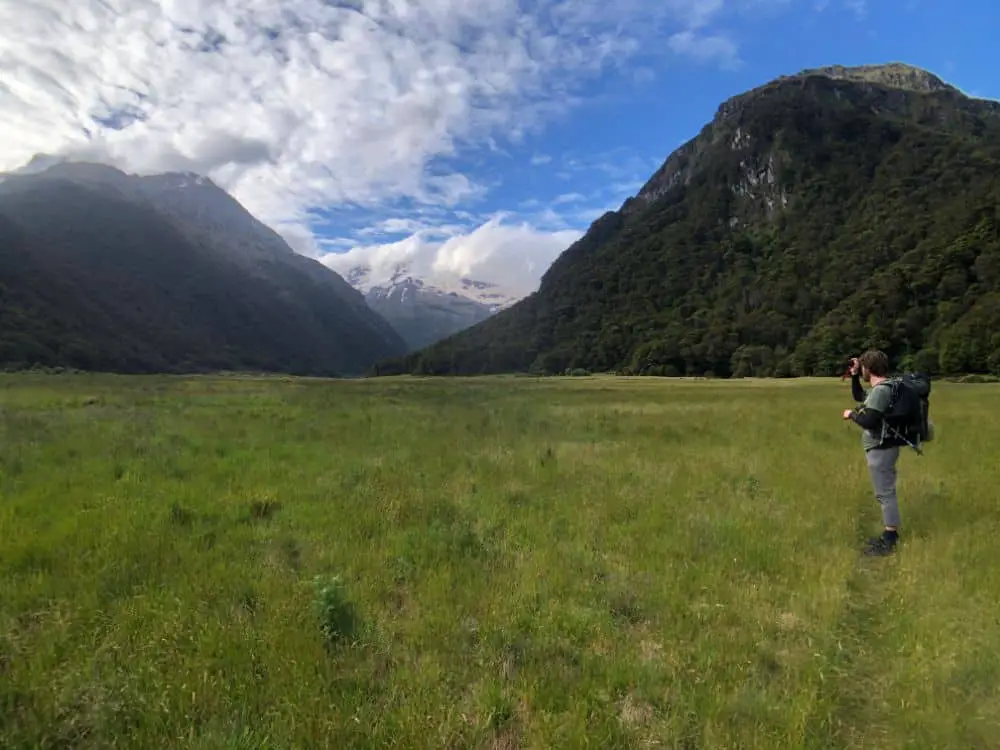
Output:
[0, 163, 407, 375]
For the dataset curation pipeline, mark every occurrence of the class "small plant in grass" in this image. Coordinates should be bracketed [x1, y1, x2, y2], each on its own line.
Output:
[247, 499, 281, 522]
[169, 502, 194, 526]
[312, 575, 360, 649]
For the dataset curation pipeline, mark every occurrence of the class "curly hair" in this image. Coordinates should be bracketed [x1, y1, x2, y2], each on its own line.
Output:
[858, 348, 889, 377]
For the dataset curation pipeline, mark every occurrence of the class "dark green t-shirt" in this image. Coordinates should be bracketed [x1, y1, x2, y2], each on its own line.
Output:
[860, 381, 893, 451]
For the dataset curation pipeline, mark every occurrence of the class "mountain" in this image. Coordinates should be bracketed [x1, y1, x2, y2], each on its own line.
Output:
[0, 161, 408, 375]
[342, 262, 518, 351]
[373, 62, 1000, 379]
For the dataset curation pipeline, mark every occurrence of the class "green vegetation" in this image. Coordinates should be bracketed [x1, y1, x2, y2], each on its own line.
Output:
[381, 69, 1000, 379]
[3, 373, 999, 748]
[0, 166, 406, 376]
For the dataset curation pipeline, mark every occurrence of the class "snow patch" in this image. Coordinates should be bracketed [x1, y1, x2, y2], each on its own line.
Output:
[344, 261, 520, 312]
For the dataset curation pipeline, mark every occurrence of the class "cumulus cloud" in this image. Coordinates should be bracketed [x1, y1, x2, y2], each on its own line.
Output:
[321, 215, 582, 299]
[0, 0, 747, 292]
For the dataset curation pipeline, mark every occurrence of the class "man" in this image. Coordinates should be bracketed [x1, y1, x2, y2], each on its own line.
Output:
[841, 349, 901, 556]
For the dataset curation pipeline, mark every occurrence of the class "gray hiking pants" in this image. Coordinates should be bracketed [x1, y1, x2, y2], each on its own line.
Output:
[865, 446, 901, 528]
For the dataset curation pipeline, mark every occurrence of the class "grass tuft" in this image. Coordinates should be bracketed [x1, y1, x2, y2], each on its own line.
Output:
[247, 499, 281, 522]
[312, 575, 361, 648]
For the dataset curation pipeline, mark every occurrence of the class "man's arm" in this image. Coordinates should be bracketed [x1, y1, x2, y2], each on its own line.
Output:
[851, 372, 866, 403]
[849, 405, 884, 430]
[848, 382, 891, 430]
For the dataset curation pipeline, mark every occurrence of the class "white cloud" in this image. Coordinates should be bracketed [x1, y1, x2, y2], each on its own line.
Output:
[357, 218, 434, 237]
[0, 1, 736, 222]
[321, 215, 582, 299]
[0, 0, 752, 290]
[667, 30, 742, 69]
[553, 192, 587, 204]
[0, 1, 681, 205]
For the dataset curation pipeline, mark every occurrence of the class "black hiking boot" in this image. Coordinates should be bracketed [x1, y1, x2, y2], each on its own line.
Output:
[864, 531, 898, 557]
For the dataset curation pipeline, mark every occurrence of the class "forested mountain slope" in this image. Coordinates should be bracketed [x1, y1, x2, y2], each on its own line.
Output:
[374, 63, 1000, 378]
[0, 163, 407, 375]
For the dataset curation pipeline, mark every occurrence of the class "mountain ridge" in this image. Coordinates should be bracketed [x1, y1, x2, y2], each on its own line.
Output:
[791, 62, 957, 93]
[0, 161, 408, 375]
[631, 62, 999, 211]
[372, 62, 1000, 379]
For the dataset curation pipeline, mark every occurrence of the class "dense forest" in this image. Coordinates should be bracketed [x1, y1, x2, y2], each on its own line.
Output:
[374, 65, 1000, 379]
[0, 165, 407, 376]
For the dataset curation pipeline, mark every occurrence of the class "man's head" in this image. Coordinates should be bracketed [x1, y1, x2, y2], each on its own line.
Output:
[858, 349, 889, 383]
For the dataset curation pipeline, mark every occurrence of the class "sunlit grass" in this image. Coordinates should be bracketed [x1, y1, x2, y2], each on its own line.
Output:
[2, 372, 998, 748]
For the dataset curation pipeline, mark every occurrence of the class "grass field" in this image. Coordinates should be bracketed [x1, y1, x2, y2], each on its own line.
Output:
[2, 372, 999, 749]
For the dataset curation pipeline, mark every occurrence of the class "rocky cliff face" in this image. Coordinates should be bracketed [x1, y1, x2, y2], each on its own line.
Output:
[633, 63, 1000, 213]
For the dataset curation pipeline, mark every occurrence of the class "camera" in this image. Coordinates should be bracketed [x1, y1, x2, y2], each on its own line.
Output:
[840, 357, 859, 380]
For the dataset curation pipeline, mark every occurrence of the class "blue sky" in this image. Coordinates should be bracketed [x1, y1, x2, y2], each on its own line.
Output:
[2, 0, 997, 294]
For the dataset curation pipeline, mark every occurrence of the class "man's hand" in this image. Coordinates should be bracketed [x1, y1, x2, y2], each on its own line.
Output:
[849, 357, 860, 376]
[843, 409, 854, 420]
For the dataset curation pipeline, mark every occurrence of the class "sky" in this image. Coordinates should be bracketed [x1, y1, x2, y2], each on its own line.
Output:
[1, 0, 998, 297]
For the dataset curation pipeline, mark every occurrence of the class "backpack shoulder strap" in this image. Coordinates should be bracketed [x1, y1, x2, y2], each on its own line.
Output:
[875, 378, 899, 397]
[878, 378, 907, 416]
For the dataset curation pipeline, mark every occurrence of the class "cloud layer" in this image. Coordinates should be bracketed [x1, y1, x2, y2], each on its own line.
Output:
[0, 0, 806, 293]
[1, 1, 685, 209]
[322, 215, 583, 299]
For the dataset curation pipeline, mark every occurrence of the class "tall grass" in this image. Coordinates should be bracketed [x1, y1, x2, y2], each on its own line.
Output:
[1, 373, 998, 748]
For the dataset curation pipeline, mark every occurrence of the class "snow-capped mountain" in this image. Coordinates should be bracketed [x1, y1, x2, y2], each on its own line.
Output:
[344, 263, 523, 351]
[346, 263, 521, 311]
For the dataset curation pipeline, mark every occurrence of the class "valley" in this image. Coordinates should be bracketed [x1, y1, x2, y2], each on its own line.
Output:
[3, 1, 999, 744]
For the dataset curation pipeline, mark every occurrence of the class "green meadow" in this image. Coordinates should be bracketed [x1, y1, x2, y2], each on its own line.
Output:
[1, 373, 998, 749]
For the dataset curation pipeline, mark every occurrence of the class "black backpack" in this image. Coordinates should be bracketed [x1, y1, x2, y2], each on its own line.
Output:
[883, 372, 932, 451]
